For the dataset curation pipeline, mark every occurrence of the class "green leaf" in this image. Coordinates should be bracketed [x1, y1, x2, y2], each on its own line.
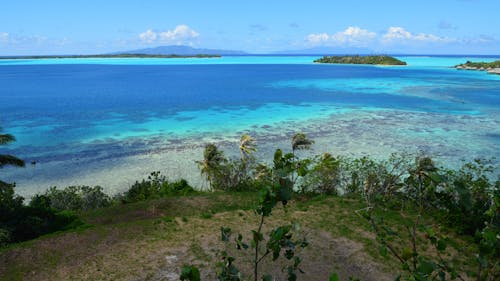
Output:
[436, 239, 447, 251]
[293, 256, 301, 268]
[221, 227, 231, 242]
[180, 265, 200, 281]
[329, 273, 340, 281]
[417, 259, 436, 275]
[287, 266, 297, 281]
[438, 270, 446, 281]
[262, 275, 272, 281]
[379, 244, 388, 257]
[277, 184, 292, 205]
[252, 230, 264, 243]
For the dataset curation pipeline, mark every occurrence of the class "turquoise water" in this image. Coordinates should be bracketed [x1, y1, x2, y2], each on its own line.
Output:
[0, 55, 499, 196]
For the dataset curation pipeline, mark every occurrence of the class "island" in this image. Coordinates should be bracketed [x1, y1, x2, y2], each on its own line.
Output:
[0, 53, 221, 59]
[455, 60, 500, 75]
[314, 55, 407, 65]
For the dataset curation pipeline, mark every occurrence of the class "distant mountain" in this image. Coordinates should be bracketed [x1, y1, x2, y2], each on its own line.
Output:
[272, 46, 374, 55]
[117, 45, 247, 56]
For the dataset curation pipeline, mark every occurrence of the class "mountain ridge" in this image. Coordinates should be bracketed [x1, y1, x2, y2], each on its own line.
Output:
[116, 45, 247, 55]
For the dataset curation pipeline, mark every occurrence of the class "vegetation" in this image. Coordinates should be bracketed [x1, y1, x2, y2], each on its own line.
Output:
[118, 171, 196, 203]
[0, 54, 221, 59]
[455, 60, 500, 69]
[1, 128, 84, 246]
[180, 134, 499, 280]
[314, 55, 407, 65]
[1, 130, 498, 280]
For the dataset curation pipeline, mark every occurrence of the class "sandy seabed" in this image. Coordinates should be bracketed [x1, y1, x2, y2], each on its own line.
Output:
[4, 109, 499, 199]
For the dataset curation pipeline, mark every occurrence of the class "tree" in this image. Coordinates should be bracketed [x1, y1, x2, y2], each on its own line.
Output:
[196, 144, 227, 190]
[290, 133, 314, 187]
[0, 128, 25, 172]
[291, 133, 314, 155]
[0, 127, 24, 194]
[239, 134, 256, 161]
[0, 128, 25, 245]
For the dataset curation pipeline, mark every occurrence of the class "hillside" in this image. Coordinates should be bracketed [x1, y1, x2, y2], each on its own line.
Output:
[118, 45, 247, 56]
[1, 133, 497, 281]
[0, 192, 484, 281]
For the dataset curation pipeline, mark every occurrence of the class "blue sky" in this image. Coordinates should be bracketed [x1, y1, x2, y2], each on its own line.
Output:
[1, 0, 499, 55]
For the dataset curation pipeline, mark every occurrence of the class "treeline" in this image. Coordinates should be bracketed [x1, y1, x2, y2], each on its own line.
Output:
[456, 60, 500, 69]
[0, 54, 221, 59]
[314, 55, 407, 65]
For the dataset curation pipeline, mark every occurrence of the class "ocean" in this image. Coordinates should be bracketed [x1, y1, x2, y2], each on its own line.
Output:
[1, 56, 499, 197]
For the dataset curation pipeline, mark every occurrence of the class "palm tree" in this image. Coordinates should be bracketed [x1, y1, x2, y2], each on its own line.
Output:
[239, 134, 257, 161]
[290, 133, 314, 186]
[291, 133, 313, 156]
[0, 127, 24, 188]
[196, 144, 226, 190]
[291, 133, 313, 153]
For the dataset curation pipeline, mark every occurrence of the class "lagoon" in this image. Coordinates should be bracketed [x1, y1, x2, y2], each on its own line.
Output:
[1, 56, 499, 197]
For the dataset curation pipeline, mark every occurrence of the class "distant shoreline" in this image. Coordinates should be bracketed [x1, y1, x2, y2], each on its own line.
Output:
[455, 60, 500, 75]
[0, 54, 221, 60]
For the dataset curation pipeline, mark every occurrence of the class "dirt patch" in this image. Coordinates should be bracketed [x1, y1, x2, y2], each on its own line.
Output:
[146, 225, 393, 281]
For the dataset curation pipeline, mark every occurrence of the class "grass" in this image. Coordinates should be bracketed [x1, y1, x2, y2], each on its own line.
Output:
[0, 192, 480, 281]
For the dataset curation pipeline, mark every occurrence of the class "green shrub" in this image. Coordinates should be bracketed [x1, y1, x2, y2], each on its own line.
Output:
[120, 172, 195, 203]
[30, 185, 111, 211]
[0, 228, 11, 247]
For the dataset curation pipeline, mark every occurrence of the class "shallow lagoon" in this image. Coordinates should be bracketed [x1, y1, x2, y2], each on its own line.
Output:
[1, 56, 499, 197]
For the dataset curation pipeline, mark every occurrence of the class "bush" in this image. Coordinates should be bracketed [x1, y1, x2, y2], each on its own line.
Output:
[300, 153, 341, 195]
[434, 159, 497, 235]
[1, 201, 84, 244]
[120, 172, 195, 203]
[30, 185, 111, 211]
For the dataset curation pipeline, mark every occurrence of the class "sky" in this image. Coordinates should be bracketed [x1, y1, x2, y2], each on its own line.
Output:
[1, 0, 499, 55]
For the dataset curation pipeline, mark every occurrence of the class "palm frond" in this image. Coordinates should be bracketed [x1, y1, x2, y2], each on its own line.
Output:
[291, 133, 314, 151]
[0, 133, 16, 145]
[239, 134, 257, 158]
[0, 155, 25, 168]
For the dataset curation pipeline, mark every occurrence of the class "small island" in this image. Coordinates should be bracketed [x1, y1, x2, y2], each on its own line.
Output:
[455, 60, 500, 75]
[314, 55, 407, 65]
[0, 53, 221, 59]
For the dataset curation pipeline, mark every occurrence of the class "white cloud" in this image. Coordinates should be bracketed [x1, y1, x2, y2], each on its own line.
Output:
[0, 32, 9, 43]
[306, 26, 376, 46]
[331, 26, 376, 43]
[139, 25, 199, 45]
[306, 33, 330, 44]
[382, 26, 452, 43]
[139, 29, 157, 44]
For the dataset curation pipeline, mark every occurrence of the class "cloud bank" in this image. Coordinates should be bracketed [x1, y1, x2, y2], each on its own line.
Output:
[139, 25, 199, 45]
[306, 26, 376, 46]
[306, 26, 454, 47]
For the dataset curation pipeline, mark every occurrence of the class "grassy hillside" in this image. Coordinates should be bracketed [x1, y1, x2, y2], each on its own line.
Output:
[0, 193, 482, 281]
